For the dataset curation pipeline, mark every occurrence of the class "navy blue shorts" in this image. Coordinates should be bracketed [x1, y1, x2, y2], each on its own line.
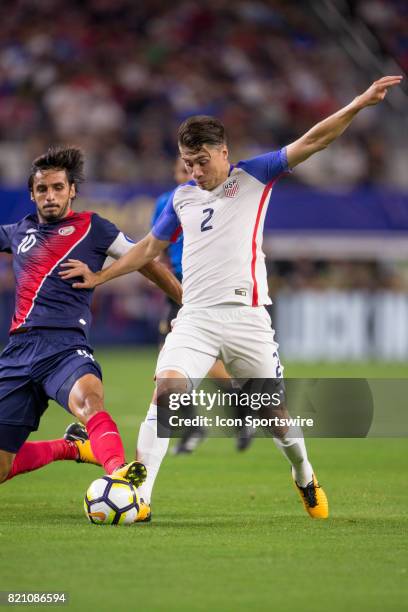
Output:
[0, 328, 102, 452]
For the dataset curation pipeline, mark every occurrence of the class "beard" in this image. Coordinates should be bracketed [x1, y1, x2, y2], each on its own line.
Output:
[38, 200, 71, 223]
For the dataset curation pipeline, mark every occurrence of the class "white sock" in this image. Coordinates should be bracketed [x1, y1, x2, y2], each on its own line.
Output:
[137, 403, 169, 504]
[273, 427, 313, 487]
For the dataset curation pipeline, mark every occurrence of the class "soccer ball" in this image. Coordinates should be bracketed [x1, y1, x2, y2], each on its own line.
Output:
[84, 476, 140, 525]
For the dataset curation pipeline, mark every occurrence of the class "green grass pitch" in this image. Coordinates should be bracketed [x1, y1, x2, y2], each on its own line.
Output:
[1, 350, 407, 611]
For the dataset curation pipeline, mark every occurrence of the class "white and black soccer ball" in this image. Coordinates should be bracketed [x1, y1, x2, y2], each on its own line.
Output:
[84, 476, 140, 525]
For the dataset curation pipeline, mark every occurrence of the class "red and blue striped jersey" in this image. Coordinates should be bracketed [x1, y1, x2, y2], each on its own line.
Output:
[0, 210, 121, 337]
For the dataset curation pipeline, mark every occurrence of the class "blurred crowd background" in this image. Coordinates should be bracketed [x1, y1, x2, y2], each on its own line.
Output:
[0, 0, 406, 185]
[0, 0, 407, 360]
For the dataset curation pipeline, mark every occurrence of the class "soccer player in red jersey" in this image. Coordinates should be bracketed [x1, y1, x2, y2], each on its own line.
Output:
[0, 147, 182, 496]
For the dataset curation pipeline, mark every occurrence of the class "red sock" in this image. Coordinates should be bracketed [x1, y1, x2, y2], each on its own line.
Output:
[86, 411, 125, 474]
[7, 439, 78, 480]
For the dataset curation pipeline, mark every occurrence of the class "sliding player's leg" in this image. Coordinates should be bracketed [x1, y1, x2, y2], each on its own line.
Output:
[223, 306, 328, 518]
[0, 412, 81, 482]
[66, 372, 124, 472]
[0, 352, 81, 483]
[2, 433, 80, 482]
[54, 370, 145, 487]
[0, 329, 138, 484]
[40, 335, 146, 488]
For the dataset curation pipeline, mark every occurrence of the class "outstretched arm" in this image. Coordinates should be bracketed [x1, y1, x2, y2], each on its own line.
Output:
[286, 75, 403, 168]
[59, 232, 169, 289]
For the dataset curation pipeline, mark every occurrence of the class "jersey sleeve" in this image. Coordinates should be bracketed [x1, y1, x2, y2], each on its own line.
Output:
[151, 191, 172, 228]
[106, 232, 135, 259]
[0, 224, 16, 253]
[151, 189, 181, 242]
[91, 213, 121, 255]
[236, 148, 289, 184]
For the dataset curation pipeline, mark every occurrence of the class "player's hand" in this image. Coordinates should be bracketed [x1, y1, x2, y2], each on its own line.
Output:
[59, 259, 101, 289]
[355, 75, 403, 108]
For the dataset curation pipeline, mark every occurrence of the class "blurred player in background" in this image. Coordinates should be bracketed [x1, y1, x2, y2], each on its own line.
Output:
[62, 76, 402, 522]
[152, 159, 187, 295]
[0, 147, 181, 508]
[153, 159, 253, 453]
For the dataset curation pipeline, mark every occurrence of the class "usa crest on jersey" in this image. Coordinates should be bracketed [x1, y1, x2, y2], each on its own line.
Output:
[224, 177, 239, 198]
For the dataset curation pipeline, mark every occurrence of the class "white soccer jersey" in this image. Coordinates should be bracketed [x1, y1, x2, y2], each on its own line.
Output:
[152, 149, 289, 307]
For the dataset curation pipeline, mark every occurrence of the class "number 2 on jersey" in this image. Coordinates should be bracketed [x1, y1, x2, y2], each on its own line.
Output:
[201, 208, 214, 232]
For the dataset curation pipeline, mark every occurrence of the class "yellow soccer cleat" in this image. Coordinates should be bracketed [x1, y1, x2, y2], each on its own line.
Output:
[75, 440, 100, 465]
[64, 422, 99, 466]
[294, 473, 329, 519]
[135, 499, 152, 523]
[111, 461, 147, 489]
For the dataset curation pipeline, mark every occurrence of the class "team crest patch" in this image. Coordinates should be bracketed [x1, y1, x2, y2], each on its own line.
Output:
[58, 226, 75, 236]
[224, 177, 239, 198]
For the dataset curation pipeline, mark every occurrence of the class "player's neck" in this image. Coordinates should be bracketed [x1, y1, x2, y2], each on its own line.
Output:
[37, 206, 73, 225]
[210, 164, 231, 190]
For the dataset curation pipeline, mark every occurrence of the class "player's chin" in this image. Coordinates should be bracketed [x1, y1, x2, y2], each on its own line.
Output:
[42, 214, 60, 222]
[41, 207, 62, 221]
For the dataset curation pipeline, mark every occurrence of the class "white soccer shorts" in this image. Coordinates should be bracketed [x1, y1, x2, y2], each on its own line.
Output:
[156, 304, 283, 384]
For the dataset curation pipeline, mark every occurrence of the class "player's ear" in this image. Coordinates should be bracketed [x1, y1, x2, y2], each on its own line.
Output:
[70, 183, 76, 200]
[222, 145, 229, 160]
[30, 191, 35, 202]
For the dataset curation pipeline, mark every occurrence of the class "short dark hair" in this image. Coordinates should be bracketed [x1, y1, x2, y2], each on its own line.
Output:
[28, 146, 85, 191]
[178, 115, 226, 151]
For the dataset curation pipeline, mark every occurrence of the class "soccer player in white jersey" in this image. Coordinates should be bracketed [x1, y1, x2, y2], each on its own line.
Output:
[61, 75, 402, 521]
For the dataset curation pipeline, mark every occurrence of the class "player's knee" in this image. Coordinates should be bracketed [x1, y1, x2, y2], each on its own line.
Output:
[72, 392, 104, 423]
[157, 370, 189, 390]
[68, 373, 104, 423]
[83, 393, 104, 420]
[156, 371, 188, 410]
